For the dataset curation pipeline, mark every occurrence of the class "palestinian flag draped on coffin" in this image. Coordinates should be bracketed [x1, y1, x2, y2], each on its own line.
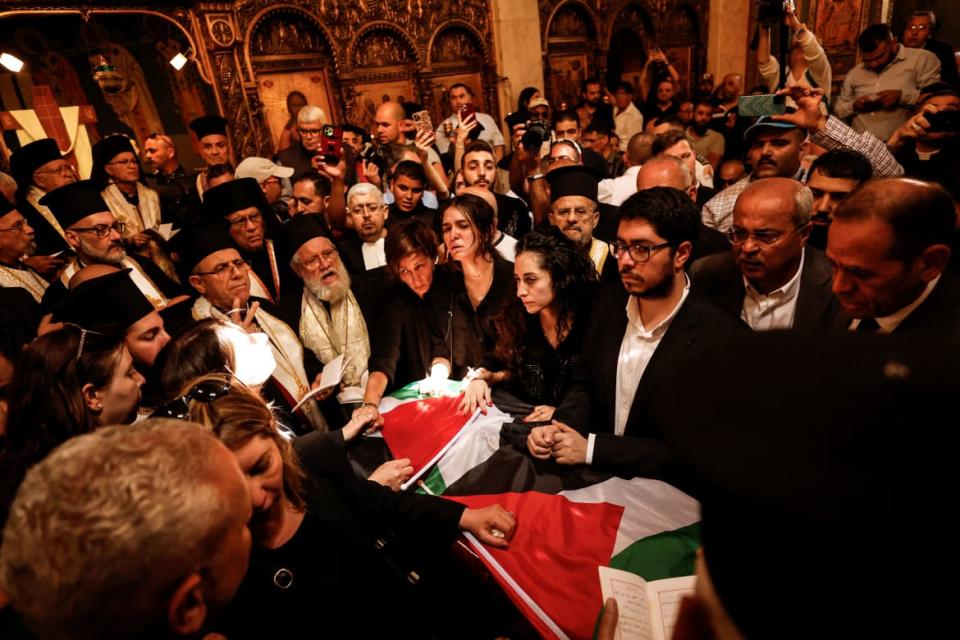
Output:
[377, 384, 700, 640]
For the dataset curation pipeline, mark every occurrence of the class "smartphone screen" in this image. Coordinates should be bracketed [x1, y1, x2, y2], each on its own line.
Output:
[737, 94, 787, 117]
[320, 125, 343, 163]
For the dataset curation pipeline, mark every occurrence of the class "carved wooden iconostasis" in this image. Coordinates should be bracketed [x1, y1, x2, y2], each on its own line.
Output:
[0, 1, 497, 164]
[539, 0, 710, 107]
[0, 9, 218, 172]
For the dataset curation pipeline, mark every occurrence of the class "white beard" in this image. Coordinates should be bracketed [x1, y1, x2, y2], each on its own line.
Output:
[303, 262, 351, 303]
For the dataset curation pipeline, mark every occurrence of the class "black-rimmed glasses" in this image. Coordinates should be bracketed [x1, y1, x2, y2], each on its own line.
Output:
[70, 222, 125, 239]
[611, 240, 672, 263]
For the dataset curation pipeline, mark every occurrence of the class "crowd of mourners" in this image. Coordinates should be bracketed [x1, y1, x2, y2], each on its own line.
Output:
[0, 7, 958, 639]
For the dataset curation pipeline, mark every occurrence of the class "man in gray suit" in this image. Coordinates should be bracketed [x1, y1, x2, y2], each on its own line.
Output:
[691, 177, 843, 330]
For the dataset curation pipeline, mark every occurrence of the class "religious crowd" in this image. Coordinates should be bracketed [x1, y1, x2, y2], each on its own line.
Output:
[0, 6, 958, 639]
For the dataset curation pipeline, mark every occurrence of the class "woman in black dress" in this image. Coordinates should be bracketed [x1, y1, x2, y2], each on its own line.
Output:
[179, 375, 515, 638]
[460, 229, 599, 421]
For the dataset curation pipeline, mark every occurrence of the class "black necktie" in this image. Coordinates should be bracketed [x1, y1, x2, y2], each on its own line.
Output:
[856, 317, 881, 333]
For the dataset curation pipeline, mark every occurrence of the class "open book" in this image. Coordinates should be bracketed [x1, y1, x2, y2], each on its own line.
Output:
[598, 566, 695, 640]
[292, 355, 350, 412]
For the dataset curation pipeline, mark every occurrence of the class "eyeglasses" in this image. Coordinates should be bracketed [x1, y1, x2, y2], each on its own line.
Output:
[907, 24, 929, 32]
[34, 164, 77, 177]
[0, 219, 29, 233]
[227, 211, 262, 228]
[551, 206, 596, 219]
[611, 240, 672, 262]
[151, 380, 232, 420]
[71, 221, 125, 238]
[194, 258, 250, 278]
[107, 158, 139, 166]
[726, 224, 807, 247]
[299, 127, 323, 137]
[301, 248, 338, 272]
[350, 203, 384, 215]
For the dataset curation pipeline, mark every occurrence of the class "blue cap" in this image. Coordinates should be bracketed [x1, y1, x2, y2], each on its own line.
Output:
[743, 116, 799, 142]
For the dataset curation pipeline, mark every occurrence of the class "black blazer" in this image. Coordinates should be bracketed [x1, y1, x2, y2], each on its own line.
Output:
[893, 271, 960, 341]
[690, 246, 845, 329]
[554, 282, 744, 476]
[335, 232, 389, 326]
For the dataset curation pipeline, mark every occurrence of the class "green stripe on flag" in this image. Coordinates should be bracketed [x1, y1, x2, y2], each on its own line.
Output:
[608, 522, 701, 581]
[415, 466, 448, 495]
[389, 380, 465, 401]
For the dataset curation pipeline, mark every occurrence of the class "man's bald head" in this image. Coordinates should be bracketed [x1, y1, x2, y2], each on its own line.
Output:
[69, 263, 122, 288]
[637, 155, 694, 200]
[736, 177, 813, 228]
[626, 132, 655, 167]
[460, 185, 497, 216]
[375, 101, 407, 145]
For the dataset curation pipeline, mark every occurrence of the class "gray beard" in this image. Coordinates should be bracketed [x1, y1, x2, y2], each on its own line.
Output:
[304, 263, 351, 303]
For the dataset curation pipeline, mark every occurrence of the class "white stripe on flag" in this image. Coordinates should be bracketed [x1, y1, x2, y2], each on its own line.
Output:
[435, 405, 510, 488]
[559, 477, 700, 556]
[398, 407, 483, 491]
[462, 531, 570, 640]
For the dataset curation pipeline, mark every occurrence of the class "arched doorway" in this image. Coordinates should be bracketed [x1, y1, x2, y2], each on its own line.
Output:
[604, 4, 655, 96]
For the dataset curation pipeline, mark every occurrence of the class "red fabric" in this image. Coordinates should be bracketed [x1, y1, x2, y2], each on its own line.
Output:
[448, 492, 624, 640]
[380, 395, 470, 475]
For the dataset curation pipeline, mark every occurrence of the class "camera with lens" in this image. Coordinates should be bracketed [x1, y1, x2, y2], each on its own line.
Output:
[520, 119, 551, 152]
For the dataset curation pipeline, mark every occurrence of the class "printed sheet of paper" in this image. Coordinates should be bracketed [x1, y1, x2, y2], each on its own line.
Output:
[647, 576, 696, 640]
[598, 565, 654, 640]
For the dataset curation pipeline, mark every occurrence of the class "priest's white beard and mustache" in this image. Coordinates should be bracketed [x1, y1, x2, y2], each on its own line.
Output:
[303, 261, 352, 303]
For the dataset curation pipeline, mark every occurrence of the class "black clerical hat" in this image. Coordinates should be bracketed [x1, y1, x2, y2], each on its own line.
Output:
[276, 213, 331, 266]
[38, 179, 110, 229]
[9, 138, 62, 185]
[656, 331, 959, 639]
[202, 177, 269, 220]
[544, 164, 601, 204]
[174, 219, 238, 275]
[92, 134, 137, 167]
[52, 269, 154, 332]
[189, 115, 228, 140]
[0, 192, 15, 217]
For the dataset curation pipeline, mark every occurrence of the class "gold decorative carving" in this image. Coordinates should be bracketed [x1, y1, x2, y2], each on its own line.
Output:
[352, 29, 414, 68]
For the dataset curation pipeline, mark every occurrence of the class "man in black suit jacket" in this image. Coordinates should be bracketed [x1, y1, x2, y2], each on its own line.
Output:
[691, 177, 845, 330]
[528, 187, 742, 477]
[336, 182, 390, 323]
[827, 177, 960, 339]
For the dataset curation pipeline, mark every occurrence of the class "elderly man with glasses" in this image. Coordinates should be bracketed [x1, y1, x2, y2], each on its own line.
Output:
[0, 194, 46, 348]
[7, 138, 77, 278]
[36, 180, 184, 315]
[691, 177, 844, 331]
[527, 187, 743, 476]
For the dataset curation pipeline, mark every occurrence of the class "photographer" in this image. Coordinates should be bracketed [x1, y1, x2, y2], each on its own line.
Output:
[757, 2, 832, 103]
[887, 83, 960, 201]
[435, 84, 505, 161]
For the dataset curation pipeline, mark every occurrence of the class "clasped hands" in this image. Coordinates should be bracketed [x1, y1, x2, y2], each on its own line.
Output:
[526, 420, 588, 465]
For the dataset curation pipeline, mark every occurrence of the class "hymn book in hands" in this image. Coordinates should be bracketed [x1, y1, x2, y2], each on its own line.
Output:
[598, 566, 695, 640]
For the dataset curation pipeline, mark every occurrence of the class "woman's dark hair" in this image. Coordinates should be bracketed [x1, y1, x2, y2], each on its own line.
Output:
[493, 228, 598, 370]
[518, 87, 540, 112]
[1, 327, 125, 527]
[385, 218, 439, 278]
[156, 318, 232, 402]
[439, 194, 496, 263]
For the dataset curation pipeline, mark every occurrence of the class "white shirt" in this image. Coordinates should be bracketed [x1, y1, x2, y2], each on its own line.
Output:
[598, 165, 640, 206]
[435, 112, 505, 154]
[614, 102, 644, 152]
[741, 249, 805, 331]
[586, 276, 692, 464]
[848, 276, 940, 333]
[361, 237, 387, 271]
[493, 232, 517, 262]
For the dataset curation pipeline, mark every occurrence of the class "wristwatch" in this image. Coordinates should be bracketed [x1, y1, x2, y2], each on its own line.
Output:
[526, 173, 545, 183]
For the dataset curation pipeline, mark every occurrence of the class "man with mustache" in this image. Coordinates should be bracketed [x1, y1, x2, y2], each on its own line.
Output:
[279, 214, 371, 423]
[461, 140, 531, 239]
[183, 219, 326, 432]
[0, 194, 46, 348]
[528, 187, 741, 475]
[686, 99, 725, 169]
[335, 182, 390, 324]
[691, 178, 843, 330]
[544, 164, 620, 284]
[188, 115, 232, 201]
[576, 77, 615, 132]
[203, 177, 283, 305]
[37, 180, 183, 315]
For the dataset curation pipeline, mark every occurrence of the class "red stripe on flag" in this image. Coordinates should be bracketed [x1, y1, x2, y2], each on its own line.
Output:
[380, 395, 471, 476]
[448, 492, 624, 640]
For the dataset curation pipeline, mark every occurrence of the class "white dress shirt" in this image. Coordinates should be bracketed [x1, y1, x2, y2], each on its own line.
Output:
[741, 249, 805, 331]
[585, 276, 691, 464]
[598, 165, 640, 206]
[848, 275, 940, 333]
[614, 102, 645, 152]
[361, 237, 387, 271]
